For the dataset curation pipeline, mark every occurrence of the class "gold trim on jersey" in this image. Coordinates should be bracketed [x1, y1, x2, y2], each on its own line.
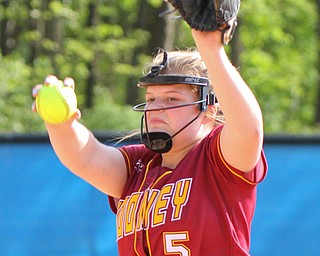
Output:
[119, 148, 131, 176]
[217, 133, 258, 185]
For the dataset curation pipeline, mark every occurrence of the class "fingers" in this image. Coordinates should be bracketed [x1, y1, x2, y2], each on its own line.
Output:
[33, 75, 76, 97]
[63, 77, 75, 90]
[44, 75, 75, 90]
[32, 84, 43, 98]
[31, 75, 58, 113]
[31, 75, 77, 114]
[74, 109, 81, 120]
[44, 75, 59, 86]
[31, 101, 37, 113]
[32, 75, 59, 99]
[44, 75, 74, 88]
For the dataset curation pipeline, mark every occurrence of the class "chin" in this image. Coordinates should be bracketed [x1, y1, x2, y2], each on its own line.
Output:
[148, 128, 170, 135]
[149, 128, 165, 133]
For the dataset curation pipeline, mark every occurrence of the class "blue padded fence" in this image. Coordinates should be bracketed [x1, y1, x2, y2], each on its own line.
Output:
[1, 134, 319, 255]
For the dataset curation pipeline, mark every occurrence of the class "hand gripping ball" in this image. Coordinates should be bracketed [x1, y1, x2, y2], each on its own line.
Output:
[35, 78, 77, 125]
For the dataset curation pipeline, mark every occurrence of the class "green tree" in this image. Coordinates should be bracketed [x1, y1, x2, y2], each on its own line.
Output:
[0, 0, 319, 135]
[239, 0, 318, 133]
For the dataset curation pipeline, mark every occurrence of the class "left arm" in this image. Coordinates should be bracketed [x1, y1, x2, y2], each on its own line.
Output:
[192, 30, 264, 172]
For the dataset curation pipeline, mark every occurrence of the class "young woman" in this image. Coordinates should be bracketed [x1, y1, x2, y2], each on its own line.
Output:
[32, 29, 267, 255]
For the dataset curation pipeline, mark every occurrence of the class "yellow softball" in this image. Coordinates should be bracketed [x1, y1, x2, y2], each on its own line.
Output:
[36, 80, 77, 125]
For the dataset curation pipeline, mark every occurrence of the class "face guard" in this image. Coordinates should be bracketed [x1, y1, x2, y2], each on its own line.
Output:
[133, 51, 216, 153]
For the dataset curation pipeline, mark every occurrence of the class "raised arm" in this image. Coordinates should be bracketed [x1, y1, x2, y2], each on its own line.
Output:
[192, 30, 264, 172]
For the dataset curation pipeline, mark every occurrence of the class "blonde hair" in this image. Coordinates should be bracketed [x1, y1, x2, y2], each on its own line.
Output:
[143, 48, 208, 78]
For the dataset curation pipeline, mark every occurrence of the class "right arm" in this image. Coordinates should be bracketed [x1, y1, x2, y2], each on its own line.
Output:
[45, 118, 127, 198]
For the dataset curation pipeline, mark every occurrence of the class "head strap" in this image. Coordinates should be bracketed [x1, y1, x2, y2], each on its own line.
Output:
[147, 51, 168, 78]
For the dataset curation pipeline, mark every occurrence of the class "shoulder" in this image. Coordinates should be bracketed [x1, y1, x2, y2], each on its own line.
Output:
[118, 143, 156, 160]
[117, 143, 159, 175]
[198, 125, 267, 186]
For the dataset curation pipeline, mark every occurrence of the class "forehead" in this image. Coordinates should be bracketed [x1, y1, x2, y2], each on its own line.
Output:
[145, 84, 194, 94]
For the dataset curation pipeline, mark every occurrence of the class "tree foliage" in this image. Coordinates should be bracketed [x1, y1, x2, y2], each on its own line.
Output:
[240, 0, 319, 133]
[0, 0, 319, 134]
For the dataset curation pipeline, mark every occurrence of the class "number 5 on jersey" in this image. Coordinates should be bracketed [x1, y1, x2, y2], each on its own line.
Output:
[163, 231, 190, 256]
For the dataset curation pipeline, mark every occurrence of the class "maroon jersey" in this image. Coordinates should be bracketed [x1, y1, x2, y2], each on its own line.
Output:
[109, 125, 267, 255]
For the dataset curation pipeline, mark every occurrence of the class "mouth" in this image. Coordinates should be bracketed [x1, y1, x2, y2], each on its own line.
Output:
[148, 117, 167, 129]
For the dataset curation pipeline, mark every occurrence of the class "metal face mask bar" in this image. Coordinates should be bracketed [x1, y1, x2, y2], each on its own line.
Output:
[138, 74, 211, 111]
[132, 99, 208, 112]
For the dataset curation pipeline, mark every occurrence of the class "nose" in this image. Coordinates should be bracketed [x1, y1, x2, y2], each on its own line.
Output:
[145, 98, 166, 112]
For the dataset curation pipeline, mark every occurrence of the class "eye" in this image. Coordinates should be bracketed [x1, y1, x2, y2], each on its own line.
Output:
[167, 97, 177, 101]
[146, 98, 155, 103]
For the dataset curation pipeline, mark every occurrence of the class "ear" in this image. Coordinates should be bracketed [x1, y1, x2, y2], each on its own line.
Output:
[201, 104, 217, 124]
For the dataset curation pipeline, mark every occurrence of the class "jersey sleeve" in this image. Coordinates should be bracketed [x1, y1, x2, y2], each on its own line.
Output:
[108, 144, 152, 214]
[209, 125, 268, 188]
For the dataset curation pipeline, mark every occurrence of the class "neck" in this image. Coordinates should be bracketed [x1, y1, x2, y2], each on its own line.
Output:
[161, 137, 202, 169]
[161, 125, 212, 169]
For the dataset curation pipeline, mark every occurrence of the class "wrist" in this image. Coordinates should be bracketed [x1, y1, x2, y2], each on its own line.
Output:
[192, 30, 223, 46]
[192, 30, 224, 54]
